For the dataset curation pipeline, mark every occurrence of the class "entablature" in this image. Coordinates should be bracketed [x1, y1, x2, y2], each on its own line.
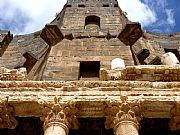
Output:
[0, 81, 179, 119]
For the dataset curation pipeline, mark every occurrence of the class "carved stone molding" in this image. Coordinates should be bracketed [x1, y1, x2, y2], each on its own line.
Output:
[105, 96, 142, 130]
[169, 102, 180, 131]
[0, 97, 18, 129]
[39, 96, 79, 133]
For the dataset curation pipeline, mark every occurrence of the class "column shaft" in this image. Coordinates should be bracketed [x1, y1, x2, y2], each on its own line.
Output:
[114, 121, 139, 135]
[44, 122, 68, 135]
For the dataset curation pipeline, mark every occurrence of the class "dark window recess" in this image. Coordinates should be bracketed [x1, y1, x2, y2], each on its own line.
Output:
[85, 15, 100, 30]
[140, 118, 179, 135]
[0, 117, 43, 135]
[164, 48, 180, 62]
[23, 52, 37, 73]
[103, 4, 109, 7]
[66, 4, 72, 7]
[78, 4, 85, 7]
[69, 118, 113, 135]
[79, 61, 100, 79]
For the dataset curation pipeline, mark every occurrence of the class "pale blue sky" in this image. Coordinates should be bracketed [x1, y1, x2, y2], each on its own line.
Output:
[0, 0, 178, 34]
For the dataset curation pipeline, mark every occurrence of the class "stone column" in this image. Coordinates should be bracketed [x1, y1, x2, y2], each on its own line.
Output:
[105, 96, 142, 135]
[43, 109, 69, 135]
[40, 97, 79, 135]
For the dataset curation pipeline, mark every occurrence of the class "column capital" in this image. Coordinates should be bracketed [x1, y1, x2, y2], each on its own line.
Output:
[105, 96, 142, 130]
[0, 97, 18, 129]
[39, 96, 79, 133]
[169, 102, 180, 131]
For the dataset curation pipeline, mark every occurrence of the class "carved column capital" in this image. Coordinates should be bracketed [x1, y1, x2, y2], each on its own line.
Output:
[39, 97, 79, 133]
[105, 96, 142, 131]
[169, 102, 180, 131]
[0, 97, 18, 129]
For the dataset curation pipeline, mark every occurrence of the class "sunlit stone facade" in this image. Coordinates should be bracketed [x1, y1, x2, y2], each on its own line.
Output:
[0, 0, 180, 134]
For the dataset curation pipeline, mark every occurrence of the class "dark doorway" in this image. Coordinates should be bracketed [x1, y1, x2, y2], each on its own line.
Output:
[79, 61, 100, 80]
[0, 117, 43, 135]
[140, 118, 179, 135]
[69, 118, 113, 135]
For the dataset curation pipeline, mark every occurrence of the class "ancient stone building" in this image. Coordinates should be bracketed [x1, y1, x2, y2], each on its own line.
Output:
[0, 0, 180, 135]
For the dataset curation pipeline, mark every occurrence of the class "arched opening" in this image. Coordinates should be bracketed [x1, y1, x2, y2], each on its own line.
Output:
[85, 15, 100, 30]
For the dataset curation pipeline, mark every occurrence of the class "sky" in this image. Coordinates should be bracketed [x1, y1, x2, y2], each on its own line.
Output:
[0, 0, 179, 35]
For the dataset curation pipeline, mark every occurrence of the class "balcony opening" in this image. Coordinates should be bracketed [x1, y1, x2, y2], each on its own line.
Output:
[79, 61, 100, 80]
[85, 15, 100, 30]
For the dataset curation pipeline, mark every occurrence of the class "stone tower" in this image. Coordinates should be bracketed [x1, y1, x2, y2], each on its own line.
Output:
[40, 0, 142, 81]
[0, 0, 180, 135]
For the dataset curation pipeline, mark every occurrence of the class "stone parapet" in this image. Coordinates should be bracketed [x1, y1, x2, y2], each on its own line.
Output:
[100, 65, 180, 81]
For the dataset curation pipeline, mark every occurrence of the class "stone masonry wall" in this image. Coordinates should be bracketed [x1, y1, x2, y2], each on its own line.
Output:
[42, 38, 133, 81]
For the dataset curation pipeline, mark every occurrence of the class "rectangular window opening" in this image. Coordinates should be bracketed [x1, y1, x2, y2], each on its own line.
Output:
[66, 4, 72, 7]
[78, 4, 85, 7]
[103, 4, 109, 7]
[79, 61, 100, 80]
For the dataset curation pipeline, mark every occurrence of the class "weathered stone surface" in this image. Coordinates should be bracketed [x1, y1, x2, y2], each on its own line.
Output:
[100, 65, 180, 82]
[0, 67, 27, 81]
[117, 22, 142, 46]
[39, 96, 79, 130]
[105, 96, 142, 129]
[0, 80, 178, 119]
[0, 97, 18, 129]
[0, 0, 180, 134]
[169, 103, 180, 131]
[40, 24, 64, 46]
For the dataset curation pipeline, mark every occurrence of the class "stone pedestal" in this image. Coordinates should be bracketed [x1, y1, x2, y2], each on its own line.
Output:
[44, 122, 68, 135]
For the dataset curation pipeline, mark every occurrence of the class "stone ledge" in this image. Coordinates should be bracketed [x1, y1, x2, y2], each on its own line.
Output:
[0, 81, 179, 118]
